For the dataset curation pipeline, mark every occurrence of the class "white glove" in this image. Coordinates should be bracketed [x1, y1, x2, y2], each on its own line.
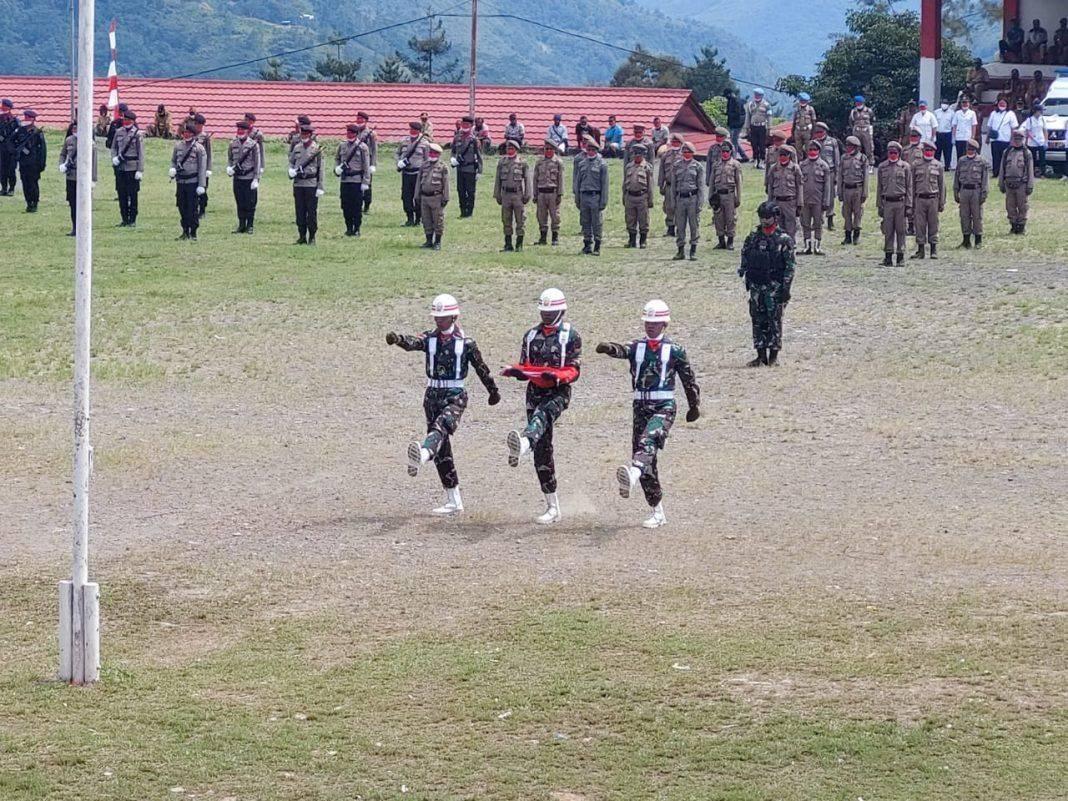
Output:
[475, 172, 481, 181]
[226, 165, 235, 177]
[112, 156, 120, 166]
[315, 188, 325, 198]
[259, 168, 265, 176]
[168, 167, 177, 178]
[396, 159, 407, 170]
[288, 167, 298, 178]
[134, 171, 143, 181]
[58, 163, 68, 173]
[361, 184, 369, 192]
[450, 157, 459, 168]
[369, 165, 376, 174]
[206, 170, 212, 178]
[196, 186, 205, 196]
[250, 180, 259, 190]
[334, 165, 343, 176]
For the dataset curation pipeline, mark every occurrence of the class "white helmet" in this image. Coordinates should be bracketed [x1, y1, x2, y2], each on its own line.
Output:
[641, 299, 670, 323]
[430, 293, 460, 317]
[538, 288, 567, 312]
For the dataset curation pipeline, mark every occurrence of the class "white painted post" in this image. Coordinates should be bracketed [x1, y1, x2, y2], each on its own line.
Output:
[58, 580, 73, 682]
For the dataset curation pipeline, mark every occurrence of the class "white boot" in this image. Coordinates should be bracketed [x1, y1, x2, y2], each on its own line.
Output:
[642, 503, 667, 529]
[507, 429, 531, 467]
[432, 487, 464, 515]
[535, 492, 561, 525]
[407, 440, 432, 477]
[616, 464, 641, 499]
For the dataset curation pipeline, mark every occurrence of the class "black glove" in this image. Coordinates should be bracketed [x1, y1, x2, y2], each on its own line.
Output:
[780, 289, 791, 304]
[595, 342, 611, 354]
[385, 332, 399, 345]
[686, 406, 700, 423]
[487, 389, 501, 406]
[501, 367, 526, 380]
[540, 371, 559, 387]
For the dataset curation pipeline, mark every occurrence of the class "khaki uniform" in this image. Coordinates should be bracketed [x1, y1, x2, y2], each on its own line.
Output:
[573, 153, 610, 245]
[494, 156, 532, 238]
[658, 146, 682, 230]
[416, 159, 450, 238]
[998, 146, 1034, 228]
[766, 159, 805, 239]
[704, 140, 727, 185]
[764, 144, 797, 194]
[709, 156, 743, 240]
[622, 159, 654, 236]
[877, 159, 912, 254]
[533, 155, 564, 238]
[792, 104, 817, 153]
[911, 158, 945, 246]
[799, 157, 832, 243]
[623, 136, 653, 165]
[849, 106, 875, 159]
[837, 151, 869, 234]
[812, 134, 841, 220]
[743, 99, 771, 165]
[154, 111, 172, 138]
[669, 158, 705, 247]
[953, 153, 989, 236]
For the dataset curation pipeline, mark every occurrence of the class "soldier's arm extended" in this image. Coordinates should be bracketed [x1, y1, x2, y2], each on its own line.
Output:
[385, 332, 427, 351]
[466, 340, 500, 398]
[673, 344, 701, 415]
[594, 341, 629, 359]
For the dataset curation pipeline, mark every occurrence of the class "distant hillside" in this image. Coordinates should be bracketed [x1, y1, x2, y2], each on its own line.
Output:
[0, 0, 781, 89]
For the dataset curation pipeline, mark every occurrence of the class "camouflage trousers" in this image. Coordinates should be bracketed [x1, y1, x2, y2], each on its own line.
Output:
[631, 400, 677, 507]
[749, 283, 786, 350]
[523, 384, 572, 493]
[422, 388, 468, 489]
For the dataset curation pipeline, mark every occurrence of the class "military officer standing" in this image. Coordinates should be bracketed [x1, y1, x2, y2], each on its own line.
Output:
[622, 143, 654, 249]
[227, 119, 261, 234]
[168, 122, 207, 240]
[58, 119, 96, 235]
[811, 122, 840, 230]
[911, 140, 945, 259]
[11, 109, 46, 212]
[415, 143, 450, 250]
[999, 129, 1034, 235]
[669, 141, 704, 261]
[451, 115, 483, 217]
[709, 140, 743, 250]
[397, 121, 429, 227]
[792, 93, 817, 154]
[110, 109, 143, 226]
[623, 123, 653, 165]
[503, 288, 583, 526]
[193, 113, 212, 217]
[739, 202, 796, 366]
[354, 111, 377, 212]
[573, 135, 610, 255]
[763, 130, 795, 196]
[288, 123, 324, 245]
[0, 98, 18, 195]
[799, 141, 833, 255]
[494, 139, 532, 251]
[837, 135, 869, 245]
[658, 132, 684, 236]
[743, 89, 771, 169]
[334, 124, 371, 237]
[849, 95, 875, 162]
[533, 139, 564, 246]
[388, 294, 500, 516]
[244, 113, 266, 176]
[902, 129, 924, 234]
[953, 139, 988, 248]
[765, 144, 804, 241]
[877, 141, 912, 266]
[597, 299, 701, 530]
[704, 127, 729, 186]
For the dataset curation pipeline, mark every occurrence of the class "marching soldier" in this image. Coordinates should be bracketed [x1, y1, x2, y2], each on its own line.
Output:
[12, 108, 46, 212]
[451, 115, 483, 217]
[244, 113, 266, 176]
[573, 135, 609, 256]
[397, 121, 429, 227]
[193, 113, 212, 217]
[334, 123, 371, 237]
[709, 140, 743, 250]
[533, 139, 564, 246]
[415, 143, 450, 250]
[792, 93, 817, 154]
[765, 144, 804, 241]
[354, 111, 377, 213]
[227, 119, 262, 234]
[623, 122, 652, 165]
[837, 135, 869, 245]
[502, 288, 583, 526]
[953, 139, 988, 248]
[658, 132, 684, 236]
[669, 141, 704, 261]
[704, 127, 730, 186]
[848, 95, 875, 162]
[877, 141, 912, 266]
[799, 141, 832, 255]
[110, 109, 143, 226]
[168, 122, 207, 240]
[287, 123, 324, 245]
[743, 88, 771, 169]
[0, 98, 19, 195]
[622, 143, 654, 249]
[911, 140, 945, 259]
[58, 119, 97, 235]
[388, 294, 500, 516]
[811, 122, 840, 230]
[494, 139, 532, 251]
[739, 202, 796, 367]
[999, 129, 1034, 235]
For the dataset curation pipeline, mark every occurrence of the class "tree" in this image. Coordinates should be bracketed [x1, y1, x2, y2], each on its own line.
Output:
[259, 58, 292, 82]
[307, 54, 362, 82]
[777, 4, 973, 141]
[687, 47, 733, 103]
[402, 14, 463, 83]
[374, 54, 412, 84]
[610, 46, 687, 89]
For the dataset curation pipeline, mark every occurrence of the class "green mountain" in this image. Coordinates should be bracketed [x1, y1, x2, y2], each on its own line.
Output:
[0, 0, 781, 88]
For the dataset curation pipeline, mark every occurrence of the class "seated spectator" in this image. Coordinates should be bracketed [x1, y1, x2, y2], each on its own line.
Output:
[152, 104, 171, 139]
[603, 115, 624, 156]
[965, 59, 989, 102]
[503, 113, 525, 148]
[999, 18, 1025, 62]
[1006, 69, 1026, 103]
[1026, 70, 1048, 105]
[1054, 18, 1068, 63]
[474, 117, 492, 153]
[575, 115, 596, 147]
[1022, 19, 1048, 63]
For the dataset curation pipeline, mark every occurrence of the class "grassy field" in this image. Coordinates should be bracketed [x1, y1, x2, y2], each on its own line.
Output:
[1, 134, 1066, 801]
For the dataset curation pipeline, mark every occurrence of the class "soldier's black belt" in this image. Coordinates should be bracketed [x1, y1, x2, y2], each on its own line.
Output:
[718, 189, 733, 194]
[236, 170, 254, 178]
[774, 195, 795, 201]
[1004, 182, 1022, 189]
[883, 195, 905, 202]
[581, 190, 600, 194]
[917, 193, 939, 199]
[676, 191, 697, 198]
[502, 187, 520, 192]
[627, 190, 646, 196]
[960, 184, 979, 189]
[421, 191, 442, 196]
[844, 183, 863, 189]
[537, 187, 558, 193]
[177, 172, 196, 180]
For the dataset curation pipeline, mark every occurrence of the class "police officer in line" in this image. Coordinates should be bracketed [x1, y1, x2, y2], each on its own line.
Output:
[848, 95, 875, 163]
[877, 141, 912, 266]
[791, 92, 817, 154]
[837, 135, 869, 245]
[58, 119, 96, 236]
[623, 123, 652, 166]
[953, 138, 988, 249]
[244, 113, 266, 176]
[911, 140, 945, 259]
[533, 138, 564, 246]
[353, 111, 377, 213]
[765, 143, 804, 242]
[11, 109, 46, 212]
[811, 121, 840, 230]
[739, 201, 796, 367]
[743, 88, 771, 169]
[622, 142, 654, 249]
[494, 139, 532, 252]
[704, 127, 730, 186]
[288, 123, 324, 245]
[798, 141, 832, 255]
[669, 141, 704, 261]
[397, 121, 429, 227]
[573, 134, 609, 256]
[227, 119, 261, 235]
[169, 121, 207, 240]
[415, 143, 450, 250]
[0, 98, 19, 196]
[110, 109, 144, 226]
[763, 130, 795, 197]
[193, 113, 212, 217]
[999, 129, 1034, 235]
[335, 123, 371, 237]
[287, 115, 312, 152]
[451, 115, 483, 218]
[709, 140, 743, 251]
[658, 132, 684, 237]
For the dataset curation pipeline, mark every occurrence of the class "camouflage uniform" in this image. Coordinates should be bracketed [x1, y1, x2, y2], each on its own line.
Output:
[739, 226, 796, 352]
[392, 330, 498, 489]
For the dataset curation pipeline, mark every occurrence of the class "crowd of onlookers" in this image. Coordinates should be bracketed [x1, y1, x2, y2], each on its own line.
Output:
[998, 17, 1068, 65]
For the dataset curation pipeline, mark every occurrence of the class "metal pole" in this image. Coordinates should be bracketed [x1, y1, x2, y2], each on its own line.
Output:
[468, 0, 478, 116]
[69, 0, 76, 120]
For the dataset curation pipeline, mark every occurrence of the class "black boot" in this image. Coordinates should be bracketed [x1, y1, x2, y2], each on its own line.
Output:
[960, 234, 971, 248]
[405, 212, 415, 227]
[726, 236, 735, 250]
[688, 244, 697, 261]
[639, 232, 648, 249]
[747, 348, 768, 367]
[714, 236, 726, 250]
[593, 239, 601, 256]
[929, 242, 938, 259]
[295, 227, 307, 245]
[666, 224, 676, 237]
[551, 230, 559, 247]
[881, 252, 893, 266]
[233, 221, 247, 234]
[803, 240, 813, 255]
[501, 235, 514, 252]
[625, 232, 636, 249]
[581, 239, 592, 255]
[767, 348, 779, 366]
[421, 234, 434, 249]
[974, 234, 982, 249]
[536, 229, 547, 245]
[853, 229, 861, 244]
[515, 235, 524, 252]
[307, 232, 316, 245]
[895, 251, 904, 265]
[913, 243, 925, 259]
[672, 246, 685, 261]
[826, 214, 834, 231]
[842, 229, 853, 245]
[433, 233, 442, 250]
[1018, 222, 1026, 235]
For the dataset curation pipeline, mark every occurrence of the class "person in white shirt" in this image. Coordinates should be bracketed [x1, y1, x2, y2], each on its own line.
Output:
[1022, 102, 1048, 178]
[934, 99, 955, 169]
[985, 98, 1016, 177]
[951, 98, 978, 162]
[910, 99, 938, 144]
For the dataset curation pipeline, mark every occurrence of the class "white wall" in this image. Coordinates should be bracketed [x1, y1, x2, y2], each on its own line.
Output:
[1017, 1, 1067, 27]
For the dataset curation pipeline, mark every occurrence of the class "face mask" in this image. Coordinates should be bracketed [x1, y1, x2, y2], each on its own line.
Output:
[846, 146, 857, 155]
[346, 133, 356, 141]
[808, 152, 819, 160]
[506, 149, 517, 158]
[889, 153, 900, 162]
[544, 150, 555, 159]
[301, 136, 311, 144]
[586, 149, 598, 159]
[428, 153, 439, 162]
[998, 104, 1006, 112]
[20, 119, 30, 127]
[721, 151, 730, 161]
[682, 152, 693, 161]
[923, 151, 934, 160]
[634, 157, 643, 165]
[762, 223, 777, 234]
[460, 125, 471, 133]
[778, 155, 790, 166]
[123, 121, 133, 128]
[238, 132, 247, 140]
[941, 104, 949, 111]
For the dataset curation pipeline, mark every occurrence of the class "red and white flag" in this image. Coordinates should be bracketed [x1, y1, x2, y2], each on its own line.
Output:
[106, 19, 119, 118]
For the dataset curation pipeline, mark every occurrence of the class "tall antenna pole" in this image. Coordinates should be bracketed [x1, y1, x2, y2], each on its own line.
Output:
[68, 0, 75, 120]
[468, 0, 477, 116]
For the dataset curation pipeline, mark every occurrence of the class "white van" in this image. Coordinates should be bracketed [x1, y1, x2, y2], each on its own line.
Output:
[1042, 72, 1068, 175]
